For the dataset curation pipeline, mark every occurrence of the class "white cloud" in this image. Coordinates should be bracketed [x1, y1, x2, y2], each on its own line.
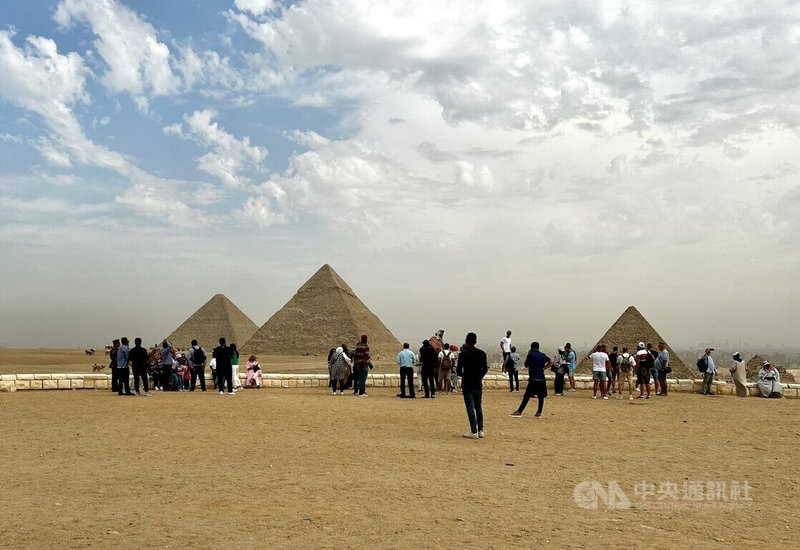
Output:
[234, 0, 277, 16]
[164, 109, 269, 188]
[54, 0, 181, 108]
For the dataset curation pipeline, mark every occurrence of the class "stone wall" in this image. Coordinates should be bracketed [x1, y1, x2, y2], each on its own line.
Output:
[1, 372, 797, 397]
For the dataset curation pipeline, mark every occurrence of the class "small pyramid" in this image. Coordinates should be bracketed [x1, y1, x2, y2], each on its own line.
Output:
[576, 306, 694, 379]
[745, 354, 795, 383]
[165, 294, 258, 350]
[243, 264, 400, 359]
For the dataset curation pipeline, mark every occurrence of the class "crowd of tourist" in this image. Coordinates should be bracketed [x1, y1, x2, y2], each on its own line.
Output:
[105, 329, 785, 437]
[106, 337, 262, 396]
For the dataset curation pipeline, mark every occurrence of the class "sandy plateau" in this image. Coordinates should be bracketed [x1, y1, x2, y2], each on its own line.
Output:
[1, 348, 799, 549]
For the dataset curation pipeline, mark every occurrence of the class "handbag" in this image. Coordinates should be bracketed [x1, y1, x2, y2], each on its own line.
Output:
[663, 366, 672, 374]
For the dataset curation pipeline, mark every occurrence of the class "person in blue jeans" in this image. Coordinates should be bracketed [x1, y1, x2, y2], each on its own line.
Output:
[353, 334, 371, 396]
[510, 342, 553, 418]
[456, 332, 488, 439]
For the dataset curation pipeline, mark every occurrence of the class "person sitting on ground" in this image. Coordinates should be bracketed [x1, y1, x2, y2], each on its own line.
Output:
[757, 361, 783, 398]
[246, 355, 262, 388]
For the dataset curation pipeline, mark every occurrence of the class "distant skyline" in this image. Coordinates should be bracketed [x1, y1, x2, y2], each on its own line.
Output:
[1, 1, 799, 349]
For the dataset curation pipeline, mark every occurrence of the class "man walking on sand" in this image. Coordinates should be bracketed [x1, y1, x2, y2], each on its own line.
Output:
[457, 332, 488, 439]
[590, 345, 610, 400]
[500, 330, 512, 374]
[509, 342, 552, 418]
[396, 342, 416, 399]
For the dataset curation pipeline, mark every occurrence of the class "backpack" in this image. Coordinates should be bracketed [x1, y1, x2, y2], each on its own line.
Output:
[193, 347, 206, 366]
[696, 356, 708, 373]
[441, 351, 454, 371]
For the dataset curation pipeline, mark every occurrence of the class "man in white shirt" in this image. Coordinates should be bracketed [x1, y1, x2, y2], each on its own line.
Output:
[589, 344, 610, 399]
[500, 331, 512, 374]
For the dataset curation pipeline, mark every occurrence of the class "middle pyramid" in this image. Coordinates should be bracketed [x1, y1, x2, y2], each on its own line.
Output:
[243, 264, 401, 360]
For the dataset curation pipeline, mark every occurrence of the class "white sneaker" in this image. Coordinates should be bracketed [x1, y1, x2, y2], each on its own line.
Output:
[359, 393, 368, 397]
[592, 395, 597, 399]
[220, 391, 224, 395]
[478, 430, 485, 438]
[144, 392, 151, 397]
[462, 432, 479, 439]
[603, 396, 609, 400]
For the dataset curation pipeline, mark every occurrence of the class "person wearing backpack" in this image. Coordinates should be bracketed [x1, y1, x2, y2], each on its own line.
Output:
[635, 342, 652, 399]
[189, 339, 207, 392]
[700, 348, 717, 395]
[437, 343, 456, 393]
[617, 347, 635, 400]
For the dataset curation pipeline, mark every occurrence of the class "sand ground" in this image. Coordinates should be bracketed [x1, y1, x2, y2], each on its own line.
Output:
[1, 383, 798, 549]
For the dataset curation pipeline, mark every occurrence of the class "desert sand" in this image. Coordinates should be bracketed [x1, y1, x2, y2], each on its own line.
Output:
[1, 380, 799, 549]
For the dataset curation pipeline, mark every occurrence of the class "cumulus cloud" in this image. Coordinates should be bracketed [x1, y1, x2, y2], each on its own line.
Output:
[54, 0, 181, 109]
[164, 109, 269, 188]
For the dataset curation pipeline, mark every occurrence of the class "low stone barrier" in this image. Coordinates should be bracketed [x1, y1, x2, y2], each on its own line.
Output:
[0, 372, 797, 397]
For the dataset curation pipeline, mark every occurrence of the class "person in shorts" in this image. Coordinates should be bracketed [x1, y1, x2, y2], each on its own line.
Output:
[635, 342, 652, 399]
[617, 347, 635, 400]
[589, 344, 610, 399]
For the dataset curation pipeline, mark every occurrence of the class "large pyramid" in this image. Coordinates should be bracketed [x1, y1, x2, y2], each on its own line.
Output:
[243, 264, 400, 360]
[165, 294, 258, 350]
[576, 306, 694, 379]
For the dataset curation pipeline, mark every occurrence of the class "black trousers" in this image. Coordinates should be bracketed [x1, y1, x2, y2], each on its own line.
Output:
[132, 365, 149, 393]
[116, 367, 131, 394]
[554, 372, 565, 394]
[111, 365, 119, 392]
[399, 367, 415, 397]
[518, 379, 547, 414]
[421, 368, 436, 397]
[508, 370, 519, 391]
[160, 366, 172, 389]
[191, 367, 206, 391]
[217, 365, 233, 393]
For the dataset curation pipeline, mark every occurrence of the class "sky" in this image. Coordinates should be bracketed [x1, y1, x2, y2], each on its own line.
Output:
[1, 0, 799, 351]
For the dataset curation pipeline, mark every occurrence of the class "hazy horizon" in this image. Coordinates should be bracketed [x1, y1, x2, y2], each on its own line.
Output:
[2, 2, 798, 350]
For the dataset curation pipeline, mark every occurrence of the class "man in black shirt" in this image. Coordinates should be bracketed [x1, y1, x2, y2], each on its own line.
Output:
[129, 337, 150, 396]
[419, 340, 438, 399]
[213, 337, 235, 395]
[456, 332, 488, 439]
